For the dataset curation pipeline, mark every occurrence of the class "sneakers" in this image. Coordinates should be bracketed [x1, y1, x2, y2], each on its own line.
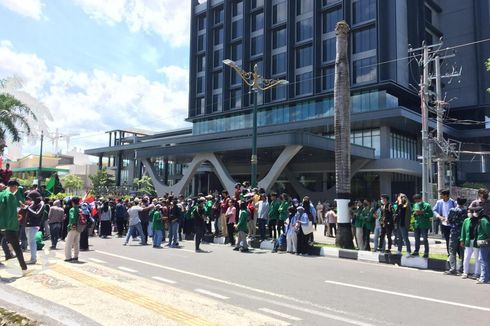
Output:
[64, 258, 73, 262]
[233, 247, 239, 251]
[423, 253, 429, 258]
[476, 280, 488, 284]
[22, 269, 33, 277]
[26, 260, 36, 265]
[461, 273, 468, 279]
[444, 270, 457, 276]
[405, 253, 413, 258]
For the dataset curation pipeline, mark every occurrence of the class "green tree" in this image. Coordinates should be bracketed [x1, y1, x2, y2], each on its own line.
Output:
[0, 91, 37, 153]
[133, 175, 156, 196]
[486, 58, 490, 93]
[61, 174, 83, 193]
[89, 168, 115, 196]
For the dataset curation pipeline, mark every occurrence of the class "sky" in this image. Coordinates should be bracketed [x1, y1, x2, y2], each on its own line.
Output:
[0, 0, 192, 159]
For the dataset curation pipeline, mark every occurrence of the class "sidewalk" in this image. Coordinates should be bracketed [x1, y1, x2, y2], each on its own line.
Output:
[0, 249, 286, 326]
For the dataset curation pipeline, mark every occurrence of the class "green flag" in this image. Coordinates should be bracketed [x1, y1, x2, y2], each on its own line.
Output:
[46, 175, 56, 191]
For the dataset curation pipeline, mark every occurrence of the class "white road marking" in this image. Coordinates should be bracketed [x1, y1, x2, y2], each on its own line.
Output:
[258, 308, 302, 321]
[117, 266, 138, 273]
[95, 250, 374, 326]
[152, 276, 177, 284]
[325, 280, 490, 312]
[88, 258, 107, 264]
[194, 289, 229, 300]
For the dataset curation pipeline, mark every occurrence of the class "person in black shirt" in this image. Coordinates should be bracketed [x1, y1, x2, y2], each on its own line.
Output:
[193, 198, 206, 252]
[378, 194, 394, 253]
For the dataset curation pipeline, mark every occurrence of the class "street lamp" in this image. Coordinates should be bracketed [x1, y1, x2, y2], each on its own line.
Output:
[223, 59, 288, 187]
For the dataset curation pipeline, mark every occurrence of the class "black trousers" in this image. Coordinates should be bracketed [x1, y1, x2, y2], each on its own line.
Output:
[141, 221, 149, 244]
[80, 228, 89, 250]
[227, 223, 235, 245]
[362, 228, 371, 251]
[116, 219, 125, 236]
[441, 225, 451, 255]
[268, 219, 277, 239]
[195, 225, 205, 250]
[329, 223, 337, 236]
[379, 224, 394, 251]
[297, 229, 310, 254]
[4, 230, 27, 270]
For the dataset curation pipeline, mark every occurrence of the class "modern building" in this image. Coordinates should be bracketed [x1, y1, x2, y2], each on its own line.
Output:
[86, 0, 490, 201]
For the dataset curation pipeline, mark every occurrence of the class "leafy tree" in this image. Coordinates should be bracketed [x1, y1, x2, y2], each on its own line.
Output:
[17, 176, 36, 188]
[0, 91, 37, 153]
[486, 58, 490, 93]
[61, 174, 83, 193]
[89, 168, 115, 196]
[133, 175, 156, 196]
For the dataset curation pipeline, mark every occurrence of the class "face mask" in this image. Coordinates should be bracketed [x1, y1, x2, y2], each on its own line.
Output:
[468, 213, 473, 218]
[473, 212, 479, 218]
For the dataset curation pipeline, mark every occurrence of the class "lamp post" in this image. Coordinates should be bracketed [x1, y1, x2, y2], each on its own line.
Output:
[38, 130, 44, 187]
[223, 59, 288, 187]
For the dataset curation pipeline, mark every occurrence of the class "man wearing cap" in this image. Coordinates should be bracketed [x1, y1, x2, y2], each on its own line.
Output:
[0, 181, 29, 276]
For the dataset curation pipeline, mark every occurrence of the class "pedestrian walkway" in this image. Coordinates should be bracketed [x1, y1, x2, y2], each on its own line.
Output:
[0, 248, 286, 326]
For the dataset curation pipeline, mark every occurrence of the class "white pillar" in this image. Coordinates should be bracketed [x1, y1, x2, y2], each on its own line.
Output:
[335, 198, 350, 223]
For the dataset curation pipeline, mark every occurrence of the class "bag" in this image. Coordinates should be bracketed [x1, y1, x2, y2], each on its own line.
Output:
[77, 212, 87, 233]
[477, 240, 489, 247]
[301, 221, 314, 235]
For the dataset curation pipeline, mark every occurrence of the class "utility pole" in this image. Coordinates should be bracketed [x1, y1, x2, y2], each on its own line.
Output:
[421, 44, 430, 202]
[38, 130, 44, 187]
[435, 55, 445, 192]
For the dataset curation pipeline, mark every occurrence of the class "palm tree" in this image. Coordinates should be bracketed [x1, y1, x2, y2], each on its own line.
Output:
[0, 92, 37, 153]
[334, 21, 354, 249]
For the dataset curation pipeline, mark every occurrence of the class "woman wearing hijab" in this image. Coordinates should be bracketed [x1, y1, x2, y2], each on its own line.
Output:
[295, 206, 311, 255]
[99, 201, 112, 238]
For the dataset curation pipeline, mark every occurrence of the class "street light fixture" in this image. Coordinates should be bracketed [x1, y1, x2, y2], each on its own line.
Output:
[223, 59, 288, 187]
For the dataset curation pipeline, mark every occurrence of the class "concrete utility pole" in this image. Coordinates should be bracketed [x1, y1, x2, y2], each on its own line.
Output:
[435, 55, 445, 192]
[38, 130, 44, 187]
[421, 44, 430, 202]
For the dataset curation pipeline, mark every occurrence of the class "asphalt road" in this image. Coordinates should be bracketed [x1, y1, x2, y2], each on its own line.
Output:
[69, 234, 490, 326]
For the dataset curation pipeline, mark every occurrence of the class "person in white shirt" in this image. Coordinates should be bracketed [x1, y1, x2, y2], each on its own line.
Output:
[255, 194, 269, 241]
[123, 200, 147, 246]
[433, 190, 456, 255]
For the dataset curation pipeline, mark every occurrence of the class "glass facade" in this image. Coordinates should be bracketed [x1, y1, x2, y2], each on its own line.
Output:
[193, 90, 399, 136]
[390, 132, 418, 160]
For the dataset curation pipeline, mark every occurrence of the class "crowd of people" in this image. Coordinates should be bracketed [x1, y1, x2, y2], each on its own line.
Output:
[0, 178, 489, 284]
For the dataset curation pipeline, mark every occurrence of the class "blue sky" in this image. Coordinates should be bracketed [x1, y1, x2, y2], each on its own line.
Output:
[0, 0, 191, 158]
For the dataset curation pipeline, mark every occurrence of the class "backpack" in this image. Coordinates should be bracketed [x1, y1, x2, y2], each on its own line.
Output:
[77, 209, 88, 233]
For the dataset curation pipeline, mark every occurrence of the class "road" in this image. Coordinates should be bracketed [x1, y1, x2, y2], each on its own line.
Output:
[64, 235, 490, 326]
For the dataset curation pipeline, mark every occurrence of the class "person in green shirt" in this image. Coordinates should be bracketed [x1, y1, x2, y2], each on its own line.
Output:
[64, 197, 81, 262]
[268, 192, 281, 239]
[361, 200, 375, 251]
[353, 203, 364, 250]
[0, 180, 29, 276]
[412, 194, 433, 258]
[467, 201, 490, 284]
[278, 193, 290, 235]
[152, 205, 164, 248]
[234, 201, 249, 252]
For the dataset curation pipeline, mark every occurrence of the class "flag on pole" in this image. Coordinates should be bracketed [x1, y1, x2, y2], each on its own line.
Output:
[46, 175, 56, 191]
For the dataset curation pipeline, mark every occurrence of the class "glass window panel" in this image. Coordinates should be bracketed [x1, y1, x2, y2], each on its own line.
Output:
[353, 26, 376, 53]
[214, 8, 224, 24]
[231, 42, 242, 61]
[232, 20, 243, 39]
[273, 1, 287, 24]
[296, 46, 312, 68]
[213, 72, 222, 90]
[198, 15, 206, 30]
[323, 9, 342, 34]
[252, 12, 264, 32]
[232, 1, 243, 16]
[197, 34, 206, 51]
[214, 28, 223, 45]
[230, 89, 242, 109]
[353, 0, 376, 24]
[322, 37, 336, 62]
[197, 55, 206, 72]
[213, 49, 223, 67]
[353, 56, 377, 84]
[272, 52, 287, 75]
[322, 67, 335, 91]
[251, 35, 263, 55]
[251, 0, 264, 9]
[297, 0, 313, 15]
[296, 71, 313, 96]
[296, 18, 313, 42]
[197, 76, 204, 93]
[273, 28, 287, 49]
[271, 82, 287, 101]
[212, 94, 222, 112]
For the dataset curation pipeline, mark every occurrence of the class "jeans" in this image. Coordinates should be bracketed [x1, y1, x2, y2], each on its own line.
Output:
[379, 224, 394, 251]
[479, 245, 490, 283]
[65, 229, 80, 260]
[414, 228, 429, 256]
[463, 244, 480, 276]
[49, 223, 62, 248]
[125, 223, 146, 245]
[257, 219, 267, 240]
[397, 225, 411, 254]
[4, 230, 27, 270]
[169, 222, 179, 246]
[19, 224, 27, 250]
[448, 235, 463, 272]
[441, 225, 451, 255]
[432, 218, 440, 234]
[235, 231, 248, 250]
[153, 230, 163, 247]
[286, 232, 297, 253]
[25, 226, 39, 262]
[373, 225, 381, 251]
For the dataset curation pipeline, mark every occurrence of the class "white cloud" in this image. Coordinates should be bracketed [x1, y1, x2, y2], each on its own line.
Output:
[0, 42, 190, 155]
[73, 0, 191, 47]
[0, 0, 44, 20]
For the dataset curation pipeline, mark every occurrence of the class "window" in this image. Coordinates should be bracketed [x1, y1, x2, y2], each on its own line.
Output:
[212, 94, 222, 112]
[213, 72, 222, 90]
[196, 76, 204, 93]
[230, 69, 241, 85]
[273, 0, 287, 24]
[251, 12, 264, 32]
[251, 0, 264, 9]
[390, 132, 417, 160]
[353, 26, 376, 53]
[273, 28, 287, 49]
[323, 0, 341, 6]
[352, 0, 376, 24]
[353, 56, 377, 84]
[197, 55, 206, 72]
[271, 82, 287, 101]
[232, 1, 243, 17]
[296, 46, 312, 68]
[231, 42, 242, 61]
[296, 18, 313, 41]
[214, 7, 224, 24]
[272, 53, 287, 75]
[251, 35, 263, 56]
[296, 71, 313, 96]
[424, 5, 432, 24]
[322, 38, 336, 62]
[230, 89, 242, 109]
[214, 28, 223, 45]
[197, 34, 206, 52]
[213, 49, 223, 67]
[232, 20, 243, 39]
[322, 67, 335, 90]
[198, 15, 206, 30]
[196, 98, 205, 115]
[296, 0, 313, 15]
[323, 9, 342, 34]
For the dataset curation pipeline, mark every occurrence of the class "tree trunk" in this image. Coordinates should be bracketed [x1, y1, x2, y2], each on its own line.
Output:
[333, 21, 354, 249]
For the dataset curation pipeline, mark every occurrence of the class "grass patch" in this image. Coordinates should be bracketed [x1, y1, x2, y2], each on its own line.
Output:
[313, 242, 337, 248]
[0, 307, 38, 326]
